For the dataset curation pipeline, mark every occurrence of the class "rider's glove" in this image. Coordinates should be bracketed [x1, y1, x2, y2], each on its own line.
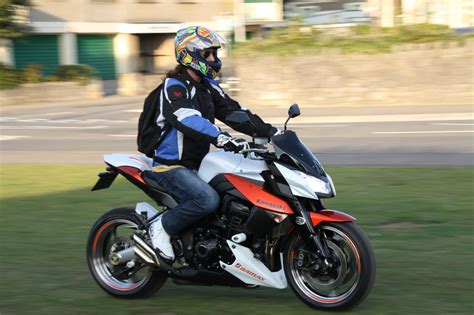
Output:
[215, 133, 249, 153]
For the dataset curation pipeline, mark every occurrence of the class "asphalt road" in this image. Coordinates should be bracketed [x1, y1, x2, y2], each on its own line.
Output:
[0, 101, 472, 166]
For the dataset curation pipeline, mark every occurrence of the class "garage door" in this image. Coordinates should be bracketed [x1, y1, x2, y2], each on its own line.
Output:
[77, 35, 116, 80]
[14, 35, 59, 76]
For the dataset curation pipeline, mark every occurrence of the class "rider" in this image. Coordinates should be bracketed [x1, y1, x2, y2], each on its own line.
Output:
[148, 26, 279, 260]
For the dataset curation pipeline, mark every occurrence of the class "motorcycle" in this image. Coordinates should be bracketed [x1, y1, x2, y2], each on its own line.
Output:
[87, 104, 375, 311]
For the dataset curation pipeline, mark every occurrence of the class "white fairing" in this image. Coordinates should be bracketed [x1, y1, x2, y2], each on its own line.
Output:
[135, 202, 160, 219]
[220, 240, 287, 289]
[104, 154, 153, 171]
[198, 150, 268, 183]
[274, 162, 318, 200]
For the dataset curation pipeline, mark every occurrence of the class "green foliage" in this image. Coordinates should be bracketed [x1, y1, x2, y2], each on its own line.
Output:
[0, 0, 31, 39]
[0, 63, 23, 89]
[233, 23, 467, 56]
[353, 24, 372, 36]
[22, 64, 43, 83]
[55, 64, 96, 85]
[0, 63, 97, 89]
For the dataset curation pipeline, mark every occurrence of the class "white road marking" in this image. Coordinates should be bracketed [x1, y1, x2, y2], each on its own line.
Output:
[215, 113, 473, 125]
[2, 112, 473, 128]
[0, 117, 128, 124]
[0, 135, 30, 141]
[19, 112, 74, 117]
[430, 123, 474, 126]
[17, 119, 49, 123]
[293, 124, 347, 128]
[373, 130, 474, 135]
[0, 117, 19, 122]
[1, 126, 108, 130]
[82, 119, 129, 124]
[123, 110, 474, 122]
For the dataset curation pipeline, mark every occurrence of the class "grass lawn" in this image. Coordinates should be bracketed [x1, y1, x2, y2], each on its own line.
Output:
[0, 165, 473, 315]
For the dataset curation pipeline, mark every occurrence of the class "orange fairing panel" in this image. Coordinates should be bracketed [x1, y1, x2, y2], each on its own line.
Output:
[310, 210, 355, 227]
[117, 166, 146, 185]
[224, 174, 293, 214]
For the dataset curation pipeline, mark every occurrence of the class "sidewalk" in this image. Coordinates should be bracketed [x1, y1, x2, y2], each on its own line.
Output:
[4, 93, 473, 113]
[0, 94, 148, 111]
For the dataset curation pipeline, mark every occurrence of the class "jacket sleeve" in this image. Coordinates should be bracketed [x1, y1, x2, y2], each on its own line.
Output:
[206, 78, 275, 138]
[161, 78, 222, 142]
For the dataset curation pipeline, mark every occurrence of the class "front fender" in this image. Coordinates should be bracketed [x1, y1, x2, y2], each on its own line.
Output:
[310, 210, 355, 227]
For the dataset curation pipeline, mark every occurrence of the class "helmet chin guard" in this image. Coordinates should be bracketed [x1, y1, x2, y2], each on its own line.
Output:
[175, 26, 227, 79]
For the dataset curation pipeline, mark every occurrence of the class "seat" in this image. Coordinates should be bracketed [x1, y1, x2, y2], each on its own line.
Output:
[142, 170, 166, 191]
[141, 171, 178, 208]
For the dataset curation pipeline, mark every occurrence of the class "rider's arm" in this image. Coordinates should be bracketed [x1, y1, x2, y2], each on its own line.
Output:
[205, 78, 277, 138]
[161, 78, 222, 142]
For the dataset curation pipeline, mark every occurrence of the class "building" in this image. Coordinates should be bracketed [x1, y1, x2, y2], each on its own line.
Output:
[2, 0, 235, 84]
[239, 0, 284, 39]
[365, 0, 474, 28]
[284, 0, 370, 26]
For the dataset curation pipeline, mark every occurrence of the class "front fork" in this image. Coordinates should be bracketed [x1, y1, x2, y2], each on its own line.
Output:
[288, 200, 334, 266]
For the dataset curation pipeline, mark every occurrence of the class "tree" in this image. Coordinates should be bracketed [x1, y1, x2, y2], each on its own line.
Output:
[0, 0, 31, 39]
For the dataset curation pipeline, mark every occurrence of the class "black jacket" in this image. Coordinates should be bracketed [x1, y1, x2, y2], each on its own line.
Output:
[153, 69, 275, 169]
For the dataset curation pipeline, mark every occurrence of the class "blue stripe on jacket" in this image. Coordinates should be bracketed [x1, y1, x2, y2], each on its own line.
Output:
[166, 78, 187, 89]
[180, 115, 221, 138]
[155, 128, 179, 161]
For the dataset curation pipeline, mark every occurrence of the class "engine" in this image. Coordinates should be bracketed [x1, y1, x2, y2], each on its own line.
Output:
[192, 229, 232, 270]
[224, 201, 251, 237]
[186, 198, 276, 271]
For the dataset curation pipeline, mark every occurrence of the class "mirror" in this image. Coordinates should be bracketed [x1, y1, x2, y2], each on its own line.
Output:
[225, 111, 251, 124]
[288, 103, 300, 118]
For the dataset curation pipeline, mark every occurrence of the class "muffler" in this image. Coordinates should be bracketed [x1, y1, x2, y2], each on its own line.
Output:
[109, 246, 136, 266]
[133, 234, 161, 267]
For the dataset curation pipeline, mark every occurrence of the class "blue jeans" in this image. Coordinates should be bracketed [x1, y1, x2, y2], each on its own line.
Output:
[152, 167, 220, 236]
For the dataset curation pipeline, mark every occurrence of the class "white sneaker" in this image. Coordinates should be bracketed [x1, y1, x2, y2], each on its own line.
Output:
[148, 218, 175, 260]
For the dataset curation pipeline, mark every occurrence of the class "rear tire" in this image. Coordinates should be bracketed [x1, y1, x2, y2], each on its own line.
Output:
[86, 206, 167, 298]
[283, 222, 375, 310]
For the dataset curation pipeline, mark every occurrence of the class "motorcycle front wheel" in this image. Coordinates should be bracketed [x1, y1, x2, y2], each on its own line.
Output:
[284, 222, 375, 311]
[86, 206, 167, 298]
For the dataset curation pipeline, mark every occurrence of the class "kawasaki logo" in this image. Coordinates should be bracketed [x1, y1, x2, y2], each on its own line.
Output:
[256, 198, 284, 211]
[235, 263, 265, 281]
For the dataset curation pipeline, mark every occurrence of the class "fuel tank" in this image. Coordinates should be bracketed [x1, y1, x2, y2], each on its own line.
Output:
[197, 150, 269, 183]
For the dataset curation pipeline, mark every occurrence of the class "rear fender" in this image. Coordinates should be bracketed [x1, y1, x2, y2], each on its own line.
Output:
[310, 210, 355, 227]
[91, 168, 118, 191]
[91, 165, 147, 191]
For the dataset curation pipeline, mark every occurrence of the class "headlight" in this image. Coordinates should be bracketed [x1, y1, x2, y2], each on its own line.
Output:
[327, 174, 336, 196]
[293, 170, 333, 195]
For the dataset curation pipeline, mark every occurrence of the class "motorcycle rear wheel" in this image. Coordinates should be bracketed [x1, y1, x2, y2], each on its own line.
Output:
[284, 222, 375, 311]
[86, 206, 167, 298]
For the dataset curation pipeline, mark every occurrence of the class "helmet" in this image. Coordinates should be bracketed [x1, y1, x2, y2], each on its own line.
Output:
[175, 26, 227, 79]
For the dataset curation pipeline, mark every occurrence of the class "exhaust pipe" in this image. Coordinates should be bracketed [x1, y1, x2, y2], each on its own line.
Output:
[109, 246, 136, 266]
[133, 234, 161, 267]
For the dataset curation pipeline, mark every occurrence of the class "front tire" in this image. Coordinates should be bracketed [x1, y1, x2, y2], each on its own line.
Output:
[283, 222, 375, 311]
[86, 206, 167, 298]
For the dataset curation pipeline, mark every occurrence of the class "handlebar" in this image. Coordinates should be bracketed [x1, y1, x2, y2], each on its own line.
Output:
[240, 148, 269, 154]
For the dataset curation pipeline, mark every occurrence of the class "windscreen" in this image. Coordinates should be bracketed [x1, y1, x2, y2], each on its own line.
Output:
[272, 131, 326, 178]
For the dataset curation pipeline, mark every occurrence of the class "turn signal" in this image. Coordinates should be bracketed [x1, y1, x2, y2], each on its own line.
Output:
[267, 212, 288, 223]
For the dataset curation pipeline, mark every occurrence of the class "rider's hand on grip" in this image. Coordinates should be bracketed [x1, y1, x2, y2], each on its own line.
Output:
[215, 133, 249, 153]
